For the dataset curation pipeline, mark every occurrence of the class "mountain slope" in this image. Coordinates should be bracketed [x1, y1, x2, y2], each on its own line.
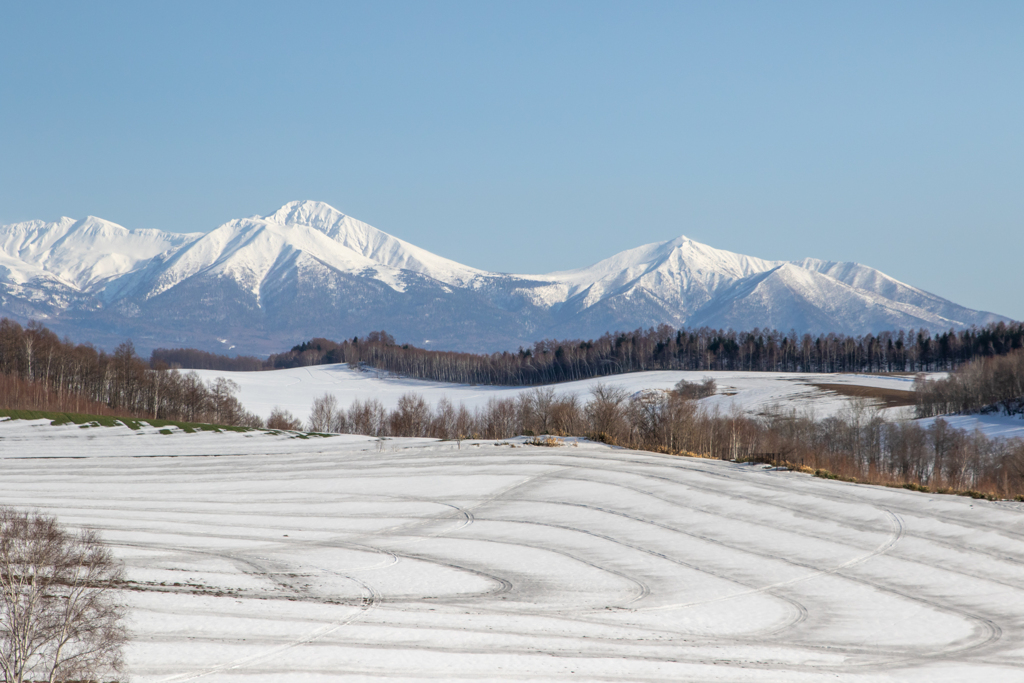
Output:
[0, 201, 1010, 354]
[0, 216, 200, 292]
[267, 201, 485, 286]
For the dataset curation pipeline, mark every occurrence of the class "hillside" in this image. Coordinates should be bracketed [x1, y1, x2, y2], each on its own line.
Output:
[2, 426, 1023, 681]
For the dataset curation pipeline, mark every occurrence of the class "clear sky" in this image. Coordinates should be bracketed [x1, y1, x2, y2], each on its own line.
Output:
[2, 1, 1022, 320]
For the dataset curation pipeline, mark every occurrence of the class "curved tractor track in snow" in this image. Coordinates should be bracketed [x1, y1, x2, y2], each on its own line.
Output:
[2, 433, 1024, 682]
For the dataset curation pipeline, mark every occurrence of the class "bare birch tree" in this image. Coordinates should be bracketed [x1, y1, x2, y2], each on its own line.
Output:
[0, 507, 128, 683]
[307, 393, 341, 433]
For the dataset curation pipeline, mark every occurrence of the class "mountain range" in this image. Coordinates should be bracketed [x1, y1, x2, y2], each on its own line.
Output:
[0, 200, 1010, 355]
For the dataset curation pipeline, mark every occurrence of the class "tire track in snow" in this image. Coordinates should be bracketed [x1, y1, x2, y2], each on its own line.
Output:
[156, 574, 381, 683]
[7, 438, 1024, 679]
[521, 456, 1008, 663]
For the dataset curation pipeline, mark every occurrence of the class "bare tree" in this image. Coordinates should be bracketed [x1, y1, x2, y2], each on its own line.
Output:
[347, 398, 389, 437]
[208, 376, 242, 425]
[481, 397, 518, 439]
[454, 404, 475, 442]
[550, 394, 584, 437]
[526, 387, 557, 435]
[267, 406, 302, 431]
[0, 507, 128, 683]
[429, 397, 457, 440]
[307, 393, 341, 432]
[390, 393, 431, 437]
[586, 383, 629, 443]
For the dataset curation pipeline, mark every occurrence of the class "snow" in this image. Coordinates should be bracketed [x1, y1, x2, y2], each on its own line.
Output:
[916, 413, 1024, 439]
[186, 364, 1024, 441]
[188, 365, 919, 425]
[147, 216, 411, 299]
[2, 422, 1024, 681]
[523, 235, 779, 309]
[269, 200, 486, 288]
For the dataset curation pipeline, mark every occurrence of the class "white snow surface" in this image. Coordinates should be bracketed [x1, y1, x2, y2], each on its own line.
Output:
[191, 365, 913, 422]
[520, 235, 779, 310]
[192, 364, 1024, 441]
[267, 201, 486, 287]
[916, 413, 1024, 440]
[2, 423, 1024, 681]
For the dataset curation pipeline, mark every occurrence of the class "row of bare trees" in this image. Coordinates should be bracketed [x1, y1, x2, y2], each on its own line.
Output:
[0, 318, 262, 426]
[916, 347, 1024, 418]
[258, 322, 1024, 386]
[148, 346, 265, 371]
[307, 382, 1024, 499]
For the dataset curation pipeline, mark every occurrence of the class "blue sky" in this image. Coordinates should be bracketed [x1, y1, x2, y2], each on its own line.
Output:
[2, 1, 1022, 320]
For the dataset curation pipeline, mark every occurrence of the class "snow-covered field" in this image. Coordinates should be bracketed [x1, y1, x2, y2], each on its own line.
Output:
[193, 364, 920, 422]
[191, 363, 1024, 440]
[2, 422, 1024, 682]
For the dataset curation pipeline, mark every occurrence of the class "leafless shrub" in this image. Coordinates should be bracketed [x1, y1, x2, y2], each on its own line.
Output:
[550, 394, 584, 436]
[525, 436, 563, 447]
[526, 387, 557, 435]
[673, 377, 717, 400]
[267, 406, 302, 431]
[454, 404, 475, 441]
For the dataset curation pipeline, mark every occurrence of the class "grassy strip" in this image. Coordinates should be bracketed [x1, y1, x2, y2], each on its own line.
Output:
[807, 466, 1022, 502]
[0, 409, 251, 433]
[718, 452, 1022, 502]
[0, 409, 329, 438]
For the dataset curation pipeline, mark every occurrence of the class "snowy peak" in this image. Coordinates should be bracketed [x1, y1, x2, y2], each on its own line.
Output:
[523, 235, 785, 315]
[541, 235, 777, 289]
[265, 200, 350, 233]
[262, 200, 484, 286]
[145, 214, 398, 301]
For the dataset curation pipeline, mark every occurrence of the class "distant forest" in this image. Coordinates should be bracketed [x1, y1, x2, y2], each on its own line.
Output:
[0, 319, 262, 427]
[916, 346, 1024, 418]
[152, 322, 1024, 386]
[5, 315, 1023, 429]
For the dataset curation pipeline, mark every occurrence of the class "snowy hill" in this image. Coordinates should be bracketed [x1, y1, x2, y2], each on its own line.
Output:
[0, 201, 1010, 354]
[4, 425, 1024, 681]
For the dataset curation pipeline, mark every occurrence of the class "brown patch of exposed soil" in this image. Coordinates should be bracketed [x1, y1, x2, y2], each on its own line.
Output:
[809, 383, 917, 408]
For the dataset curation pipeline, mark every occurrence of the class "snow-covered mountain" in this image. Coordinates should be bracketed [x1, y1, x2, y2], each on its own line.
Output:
[0, 201, 1010, 354]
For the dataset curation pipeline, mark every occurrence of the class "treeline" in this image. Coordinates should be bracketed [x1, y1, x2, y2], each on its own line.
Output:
[150, 347, 265, 371]
[0, 318, 262, 427]
[916, 347, 1024, 418]
[305, 381, 1024, 499]
[254, 322, 1024, 386]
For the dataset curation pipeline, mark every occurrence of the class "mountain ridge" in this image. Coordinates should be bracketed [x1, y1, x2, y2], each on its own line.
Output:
[0, 200, 1010, 354]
